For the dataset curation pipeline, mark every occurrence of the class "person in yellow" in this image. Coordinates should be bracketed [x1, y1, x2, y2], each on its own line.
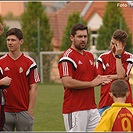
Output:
[94, 79, 133, 131]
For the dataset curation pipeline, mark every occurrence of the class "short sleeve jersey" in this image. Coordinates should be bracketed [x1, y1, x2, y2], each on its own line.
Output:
[94, 103, 133, 131]
[97, 51, 133, 109]
[58, 48, 98, 114]
[0, 53, 40, 112]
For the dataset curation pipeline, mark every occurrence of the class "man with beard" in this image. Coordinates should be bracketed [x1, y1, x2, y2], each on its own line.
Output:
[58, 23, 111, 132]
[97, 29, 133, 116]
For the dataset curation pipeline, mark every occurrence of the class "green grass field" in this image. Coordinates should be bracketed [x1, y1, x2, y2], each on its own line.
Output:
[34, 83, 65, 131]
[33, 83, 133, 131]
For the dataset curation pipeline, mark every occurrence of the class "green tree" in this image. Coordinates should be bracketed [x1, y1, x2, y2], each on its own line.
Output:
[21, 2, 53, 83]
[21, 2, 53, 53]
[60, 11, 89, 51]
[96, 2, 132, 52]
[0, 15, 9, 52]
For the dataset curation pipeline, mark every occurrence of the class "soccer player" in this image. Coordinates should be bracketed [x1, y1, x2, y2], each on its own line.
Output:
[58, 23, 111, 132]
[0, 27, 40, 131]
[96, 29, 133, 115]
[0, 23, 12, 131]
[94, 79, 133, 131]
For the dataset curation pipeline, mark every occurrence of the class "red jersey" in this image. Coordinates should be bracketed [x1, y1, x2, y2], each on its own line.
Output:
[58, 48, 98, 114]
[0, 53, 40, 112]
[97, 50, 133, 109]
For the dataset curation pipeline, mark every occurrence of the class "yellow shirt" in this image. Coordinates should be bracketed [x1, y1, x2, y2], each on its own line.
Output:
[94, 103, 133, 132]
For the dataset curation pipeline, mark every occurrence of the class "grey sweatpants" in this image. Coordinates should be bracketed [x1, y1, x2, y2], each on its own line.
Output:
[3, 111, 34, 131]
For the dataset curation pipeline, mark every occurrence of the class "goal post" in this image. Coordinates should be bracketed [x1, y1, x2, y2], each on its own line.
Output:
[40, 51, 63, 83]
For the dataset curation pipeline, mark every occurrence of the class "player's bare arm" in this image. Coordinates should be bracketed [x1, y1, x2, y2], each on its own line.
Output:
[61, 75, 111, 89]
[28, 83, 38, 118]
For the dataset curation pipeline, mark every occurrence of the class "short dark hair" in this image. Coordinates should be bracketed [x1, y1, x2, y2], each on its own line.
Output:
[112, 29, 128, 44]
[110, 79, 128, 98]
[70, 23, 88, 36]
[6, 28, 23, 40]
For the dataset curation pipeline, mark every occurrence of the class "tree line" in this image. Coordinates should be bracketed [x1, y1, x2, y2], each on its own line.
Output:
[0, 2, 132, 53]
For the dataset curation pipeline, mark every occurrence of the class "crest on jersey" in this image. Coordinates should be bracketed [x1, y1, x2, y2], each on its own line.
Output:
[19, 67, 23, 73]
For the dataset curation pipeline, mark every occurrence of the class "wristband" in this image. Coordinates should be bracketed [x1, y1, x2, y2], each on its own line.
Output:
[115, 54, 122, 59]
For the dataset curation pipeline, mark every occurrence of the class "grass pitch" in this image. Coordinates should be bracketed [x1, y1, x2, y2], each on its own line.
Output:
[34, 83, 65, 131]
[34, 83, 133, 131]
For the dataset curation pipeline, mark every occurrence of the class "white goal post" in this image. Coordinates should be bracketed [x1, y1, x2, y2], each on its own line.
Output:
[40, 51, 63, 83]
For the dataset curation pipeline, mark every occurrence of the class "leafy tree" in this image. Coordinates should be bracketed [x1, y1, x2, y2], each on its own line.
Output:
[21, 2, 53, 83]
[96, 2, 132, 52]
[0, 15, 9, 52]
[21, 2, 53, 53]
[60, 11, 90, 51]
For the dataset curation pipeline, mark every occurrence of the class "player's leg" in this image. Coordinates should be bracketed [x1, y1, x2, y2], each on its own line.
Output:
[63, 110, 88, 132]
[86, 108, 100, 131]
[3, 112, 15, 131]
[16, 111, 34, 131]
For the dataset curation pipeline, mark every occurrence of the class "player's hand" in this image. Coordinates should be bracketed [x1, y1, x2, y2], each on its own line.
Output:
[0, 76, 12, 86]
[28, 108, 34, 118]
[100, 75, 112, 85]
[114, 41, 123, 55]
[0, 23, 4, 35]
[92, 75, 112, 86]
